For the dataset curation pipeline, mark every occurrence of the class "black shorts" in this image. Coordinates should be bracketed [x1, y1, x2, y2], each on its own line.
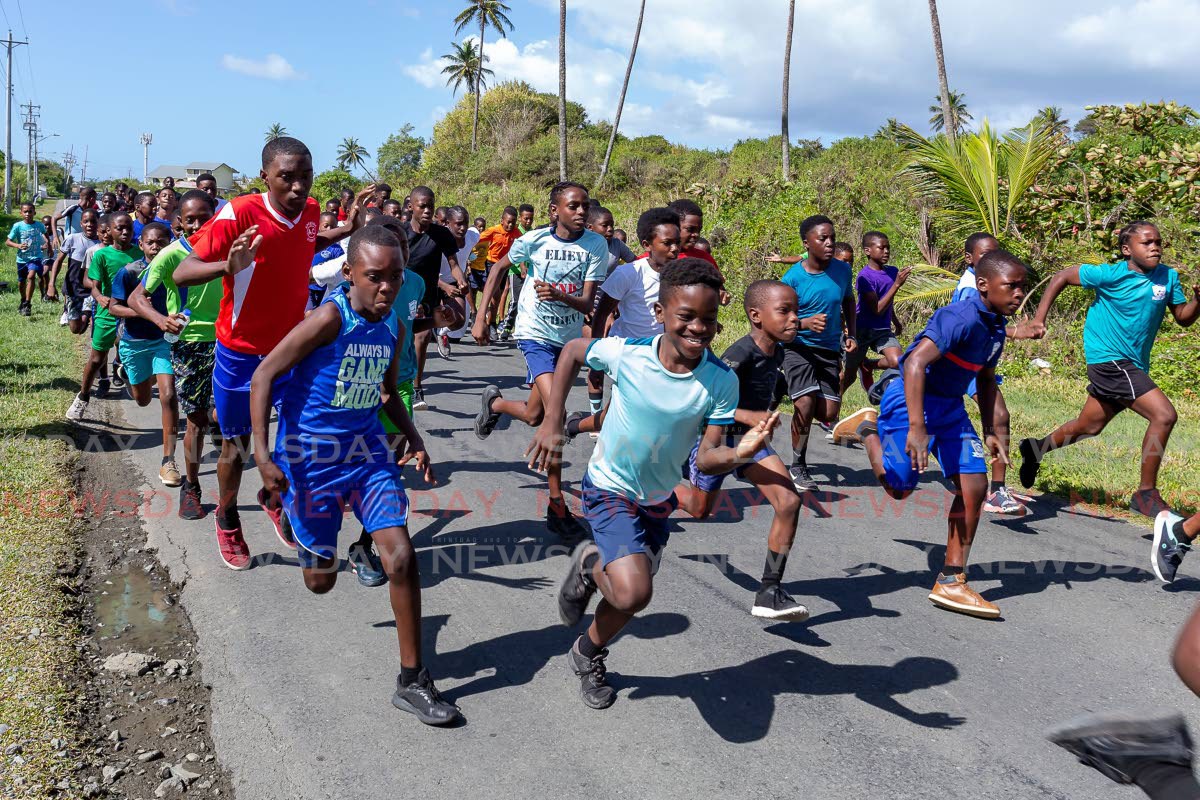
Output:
[782, 344, 842, 402]
[1086, 360, 1159, 406]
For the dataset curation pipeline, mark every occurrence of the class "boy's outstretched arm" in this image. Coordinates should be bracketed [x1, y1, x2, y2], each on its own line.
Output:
[901, 339, 939, 473]
[1170, 282, 1200, 327]
[315, 185, 375, 250]
[526, 337, 592, 473]
[250, 303, 341, 496]
[1031, 266, 1081, 327]
[174, 227, 261, 287]
[590, 292, 618, 338]
[379, 330, 436, 485]
[471, 253, 513, 343]
[694, 412, 781, 474]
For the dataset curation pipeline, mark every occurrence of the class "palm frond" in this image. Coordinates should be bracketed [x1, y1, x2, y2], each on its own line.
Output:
[1001, 121, 1061, 231]
[893, 263, 962, 306]
[896, 123, 997, 240]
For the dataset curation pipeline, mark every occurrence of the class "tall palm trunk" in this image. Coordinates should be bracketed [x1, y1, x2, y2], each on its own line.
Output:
[597, 0, 645, 189]
[471, 19, 485, 152]
[781, 0, 795, 180]
[927, 0, 955, 142]
[558, 0, 568, 180]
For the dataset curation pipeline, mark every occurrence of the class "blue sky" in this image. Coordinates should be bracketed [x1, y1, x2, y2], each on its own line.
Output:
[17, 0, 1200, 182]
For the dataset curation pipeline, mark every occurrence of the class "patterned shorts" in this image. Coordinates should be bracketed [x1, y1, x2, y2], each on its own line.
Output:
[171, 340, 216, 415]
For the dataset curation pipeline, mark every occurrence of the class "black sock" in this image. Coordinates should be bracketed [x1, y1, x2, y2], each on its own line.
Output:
[217, 508, 240, 530]
[1176, 520, 1196, 545]
[989, 480, 1002, 494]
[356, 527, 374, 549]
[78, 390, 90, 402]
[161, 456, 171, 466]
[1133, 760, 1200, 800]
[399, 665, 422, 686]
[855, 419, 877, 440]
[577, 632, 602, 660]
[588, 390, 604, 414]
[565, 415, 584, 438]
[941, 565, 964, 577]
[548, 496, 568, 517]
[760, 549, 788, 590]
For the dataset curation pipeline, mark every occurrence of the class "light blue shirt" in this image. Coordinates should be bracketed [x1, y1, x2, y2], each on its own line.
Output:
[585, 336, 739, 504]
[1079, 261, 1185, 372]
[510, 227, 608, 346]
[780, 258, 854, 351]
[393, 269, 426, 384]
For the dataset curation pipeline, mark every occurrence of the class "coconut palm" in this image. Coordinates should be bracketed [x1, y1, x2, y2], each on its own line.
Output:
[1034, 106, 1070, 138]
[442, 40, 494, 96]
[557, 0, 568, 181]
[264, 123, 288, 143]
[780, 0, 796, 181]
[927, 0, 956, 143]
[336, 138, 374, 180]
[598, 0, 645, 189]
[927, 90, 972, 136]
[454, 0, 514, 152]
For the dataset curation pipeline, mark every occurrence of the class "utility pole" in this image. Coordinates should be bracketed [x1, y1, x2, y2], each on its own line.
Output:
[21, 102, 37, 196]
[140, 132, 152, 183]
[2, 30, 29, 212]
[62, 145, 75, 196]
[33, 130, 56, 199]
[81, 145, 88, 184]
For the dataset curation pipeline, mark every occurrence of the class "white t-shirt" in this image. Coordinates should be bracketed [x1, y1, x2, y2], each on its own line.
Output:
[600, 257, 663, 338]
[510, 228, 608, 346]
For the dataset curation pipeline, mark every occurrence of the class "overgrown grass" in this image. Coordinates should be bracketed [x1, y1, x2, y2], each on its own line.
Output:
[0, 239, 85, 797]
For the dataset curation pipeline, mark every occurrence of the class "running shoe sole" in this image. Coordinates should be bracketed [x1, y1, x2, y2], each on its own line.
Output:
[927, 591, 1000, 619]
[1046, 712, 1188, 750]
[257, 489, 296, 549]
[558, 542, 597, 626]
[751, 604, 811, 622]
[1152, 510, 1185, 584]
[982, 500, 1027, 516]
[1018, 438, 1040, 489]
[831, 407, 876, 443]
[474, 386, 502, 440]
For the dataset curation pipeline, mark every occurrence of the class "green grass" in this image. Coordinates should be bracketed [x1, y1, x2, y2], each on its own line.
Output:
[0, 249, 85, 796]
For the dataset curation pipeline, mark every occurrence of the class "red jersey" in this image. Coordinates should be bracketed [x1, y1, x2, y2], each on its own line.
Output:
[189, 193, 322, 355]
[638, 246, 722, 278]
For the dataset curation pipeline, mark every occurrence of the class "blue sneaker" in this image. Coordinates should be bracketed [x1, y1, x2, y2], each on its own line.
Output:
[1152, 511, 1190, 584]
[348, 535, 387, 588]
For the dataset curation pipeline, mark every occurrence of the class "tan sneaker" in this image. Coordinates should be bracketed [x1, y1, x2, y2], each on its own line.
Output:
[928, 573, 1000, 619]
[831, 407, 877, 444]
[159, 460, 182, 487]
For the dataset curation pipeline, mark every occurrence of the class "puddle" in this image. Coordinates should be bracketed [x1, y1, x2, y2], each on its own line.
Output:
[93, 568, 178, 651]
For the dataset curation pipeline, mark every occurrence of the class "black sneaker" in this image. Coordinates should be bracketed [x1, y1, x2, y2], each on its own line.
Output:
[558, 542, 599, 626]
[96, 377, 110, 397]
[348, 536, 388, 588]
[178, 479, 205, 520]
[1131, 488, 1170, 518]
[547, 502, 589, 544]
[1018, 437, 1042, 489]
[563, 411, 588, 445]
[1152, 511, 1191, 584]
[1047, 712, 1193, 786]
[391, 668, 461, 726]
[789, 463, 817, 493]
[567, 640, 616, 710]
[474, 385, 502, 439]
[112, 363, 127, 390]
[751, 585, 810, 621]
[498, 329, 512, 343]
[412, 388, 429, 411]
[18, 301, 30, 317]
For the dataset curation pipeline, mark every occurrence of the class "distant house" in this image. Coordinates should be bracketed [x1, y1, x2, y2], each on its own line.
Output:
[148, 161, 238, 192]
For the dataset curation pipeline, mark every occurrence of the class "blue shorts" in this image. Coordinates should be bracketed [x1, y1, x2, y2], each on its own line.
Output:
[516, 339, 562, 384]
[17, 259, 44, 282]
[965, 373, 1003, 399]
[877, 379, 987, 493]
[117, 338, 174, 385]
[583, 470, 676, 570]
[212, 341, 290, 437]
[687, 437, 775, 493]
[278, 450, 410, 569]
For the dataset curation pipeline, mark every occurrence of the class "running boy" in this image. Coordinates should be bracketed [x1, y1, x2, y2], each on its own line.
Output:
[676, 279, 810, 621]
[833, 242, 854, 265]
[472, 182, 608, 540]
[1019, 221, 1199, 517]
[473, 206, 521, 336]
[131, 192, 157, 244]
[530, 258, 775, 708]
[50, 209, 101, 333]
[840, 232, 908, 402]
[497, 203, 538, 341]
[847, 250, 1035, 619]
[251, 224, 459, 726]
[587, 205, 637, 275]
[780, 215, 857, 492]
[7, 202, 49, 315]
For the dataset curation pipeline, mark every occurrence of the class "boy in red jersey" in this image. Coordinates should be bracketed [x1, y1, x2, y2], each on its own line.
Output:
[174, 137, 374, 569]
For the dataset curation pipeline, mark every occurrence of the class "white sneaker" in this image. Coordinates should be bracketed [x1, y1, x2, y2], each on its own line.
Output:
[412, 388, 429, 411]
[59, 309, 69, 326]
[488, 325, 498, 341]
[65, 395, 88, 421]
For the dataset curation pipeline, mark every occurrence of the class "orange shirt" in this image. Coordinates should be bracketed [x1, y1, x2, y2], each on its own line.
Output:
[479, 224, 522, 264]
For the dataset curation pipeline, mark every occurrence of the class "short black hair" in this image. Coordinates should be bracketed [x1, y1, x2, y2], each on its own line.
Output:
[636, 207, 681, 244]
[381, 198, 402, 211]
[376, 183, 393, 194]
[743, 279, 793, 317]
[361, 206, 383, 224]
[474, 216, 486, 225]
[261, 136, 311, 170]
[861, 231, 887, 248]
[518, 203, 535, 215]
[196, 173, 216, 184]
[964, 232, 999, 255]
[19, 201, 33, 210]
[799, 214, 834, 241]
[98, 213, 113, 226]
[975, 249, 1028, 281]
[140, 221, 171, 240]
[659, 257, 724, 302]
[319, 211, 338, 225]
[586, 205, 612, 225]
[833, 242, 854, 255]
[410, 186, 434, 202]
[1118, 220, 1157, 248]
[502, 205, 518, 218]
[446, 205, 469, 222]
[434, 206, 448, 217]
[80, 186, 97, 197]
[100, 191, 117, 202]
[348, 223, 402, 267]
[135, 190, 156, 205]
[179, 188, 215, 212]
[549, 181, 588, 206]
[81, 208, 101, 222]
[667, 198, 703, 220]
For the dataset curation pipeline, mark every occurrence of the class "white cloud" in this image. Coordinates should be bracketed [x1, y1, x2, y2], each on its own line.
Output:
[404, 48, 445, 88]
[1064, 0, 1200, 68]
[220, 53, 304, 81]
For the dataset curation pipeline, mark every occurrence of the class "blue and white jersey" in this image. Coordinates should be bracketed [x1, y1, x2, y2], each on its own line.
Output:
[509, 227, 608, 346]
[951, 267, 979, 304]
[585, 335, 739, 504]
[899, 294, 1006, 398]
[275, 286, 398, 460]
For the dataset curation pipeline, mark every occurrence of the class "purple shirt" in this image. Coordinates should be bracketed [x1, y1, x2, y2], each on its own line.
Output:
[856, 265, 899, 331]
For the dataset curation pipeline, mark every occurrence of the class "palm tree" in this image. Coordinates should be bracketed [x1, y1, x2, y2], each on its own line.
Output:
[264, 123, 288, 143]
[927, 90, 972, 135]
[441, 40, 494, 96]
[1034, 106, 1070, 138]
[454, 0, 514, 152]
[557, 0, 568, 181]
[336, 138, 374, 180]
[927, 0, 956, 143]
[780, 0, 796, 180]
[597, 0, 645, 189]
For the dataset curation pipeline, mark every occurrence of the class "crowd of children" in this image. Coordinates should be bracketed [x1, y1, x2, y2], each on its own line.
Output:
[21, 134, 1199, 736]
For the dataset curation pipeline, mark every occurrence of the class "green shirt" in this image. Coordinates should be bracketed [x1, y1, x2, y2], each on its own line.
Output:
[1079, 260, 1187, 372]
[87, 245, 143, 322]
[142, 236, 221, 343]
[509, 223, 533, 276]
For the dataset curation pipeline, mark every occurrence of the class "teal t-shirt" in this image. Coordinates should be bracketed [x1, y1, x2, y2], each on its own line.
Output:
[584, 335, 738, 504]
[781, 258, 854, 351]
[508, 227, 608, 346]
[1079, 261, 1186, 371]
[394, 268, 426, 384]
[8, 221, 47, 264]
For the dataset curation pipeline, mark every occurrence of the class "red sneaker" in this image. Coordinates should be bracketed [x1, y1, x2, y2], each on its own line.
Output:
[215, 517, 251, 570]
[258, 488, 296, 549]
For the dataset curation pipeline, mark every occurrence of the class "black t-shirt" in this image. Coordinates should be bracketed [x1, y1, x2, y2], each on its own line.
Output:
[720, 334, 786, 435]
[401, 221, 458, 302]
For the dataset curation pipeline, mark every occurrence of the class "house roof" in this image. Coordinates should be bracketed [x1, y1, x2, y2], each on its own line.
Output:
[185, 161, 235, 172]
[148, 164, 185, 179]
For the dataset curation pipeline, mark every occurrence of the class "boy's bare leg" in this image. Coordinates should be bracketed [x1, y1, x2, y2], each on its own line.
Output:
[373, 526, 422, 669]
[157, 373, 178, 460]
[1128, 389, 1178, 491]
[944, 473, 988, 572]
[216, 435, 250, 523]
[588, 553, 654, 646]
[183, 412, 207, 485]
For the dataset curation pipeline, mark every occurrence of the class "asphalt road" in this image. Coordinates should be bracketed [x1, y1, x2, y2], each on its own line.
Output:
[95, 338, 1198, 799]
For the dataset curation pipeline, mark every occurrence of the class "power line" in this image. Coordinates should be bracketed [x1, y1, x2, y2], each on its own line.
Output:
[11, 0, 33, 102]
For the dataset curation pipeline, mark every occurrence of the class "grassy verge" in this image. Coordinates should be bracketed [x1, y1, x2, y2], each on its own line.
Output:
[0, 245, 85, 796]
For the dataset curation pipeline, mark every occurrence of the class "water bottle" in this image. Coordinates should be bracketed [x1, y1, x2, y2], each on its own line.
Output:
[164, 309, 191, 344]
